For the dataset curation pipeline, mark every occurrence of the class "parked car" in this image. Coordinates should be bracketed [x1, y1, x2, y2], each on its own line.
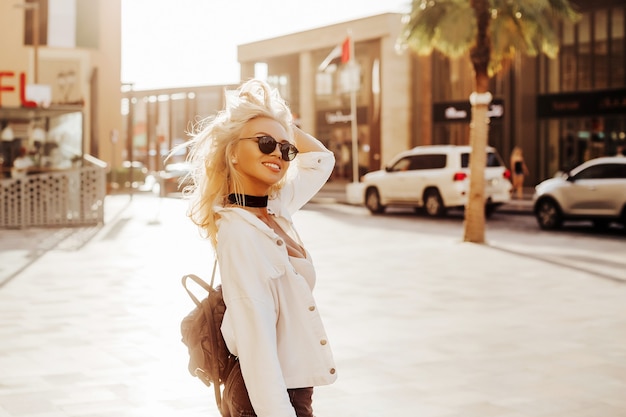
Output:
[148, 162, 194, 196]
[533, 156, 626, 230]
[361, 145, 512, 216]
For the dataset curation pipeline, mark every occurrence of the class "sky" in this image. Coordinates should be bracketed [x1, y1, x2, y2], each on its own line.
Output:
[121, 0, 411, 91]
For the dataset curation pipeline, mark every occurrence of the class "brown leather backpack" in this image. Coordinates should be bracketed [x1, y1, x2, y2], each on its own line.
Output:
[180, 261, 237, 413]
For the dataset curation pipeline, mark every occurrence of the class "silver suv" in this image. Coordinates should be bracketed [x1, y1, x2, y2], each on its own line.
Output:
[533, 156, 626, 230]
[361, 145, 512, 216]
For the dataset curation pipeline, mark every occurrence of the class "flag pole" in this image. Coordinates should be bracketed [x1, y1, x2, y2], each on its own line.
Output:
[348, 31, 358, 183]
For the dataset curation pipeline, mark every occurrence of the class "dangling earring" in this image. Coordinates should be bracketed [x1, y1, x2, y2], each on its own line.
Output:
[231, 158, 238, 164]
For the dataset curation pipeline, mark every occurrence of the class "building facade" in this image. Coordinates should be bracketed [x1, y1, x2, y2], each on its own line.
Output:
[120, 84, 236, 173]
[236, 3, 625, 185]
[535, 0, 626, 177]
[238, 13, 415, 181]
[118, 2, 625, 187]
[0, 0, 122, 170]
[0, 0, 122, 227]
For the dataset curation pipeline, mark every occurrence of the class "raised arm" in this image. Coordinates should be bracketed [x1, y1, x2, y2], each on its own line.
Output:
[292, 125, 332, 154]
[275, 127, 335, 214]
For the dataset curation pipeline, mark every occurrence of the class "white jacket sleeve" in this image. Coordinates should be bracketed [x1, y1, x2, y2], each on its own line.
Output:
[278, 150, 335, 215]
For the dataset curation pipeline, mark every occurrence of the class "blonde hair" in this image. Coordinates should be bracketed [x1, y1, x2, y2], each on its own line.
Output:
[178, 79, 294, 248]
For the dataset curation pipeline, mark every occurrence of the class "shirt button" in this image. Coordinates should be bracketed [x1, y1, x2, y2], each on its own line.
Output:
[308, 306, 316, 311]
[329, 368, 336, 375]
[320, 339, 327, 345]
[276, 239, 284, 246]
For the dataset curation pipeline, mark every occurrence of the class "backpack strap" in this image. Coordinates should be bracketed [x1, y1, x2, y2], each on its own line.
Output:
[181, 259, 218, 307]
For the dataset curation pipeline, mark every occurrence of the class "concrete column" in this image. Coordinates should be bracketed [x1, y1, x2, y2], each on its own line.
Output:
[298, 51, 316, 135]
[379, 34, 412, 166]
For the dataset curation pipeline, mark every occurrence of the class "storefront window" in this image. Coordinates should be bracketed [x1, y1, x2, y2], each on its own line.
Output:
[610, 10, 625, 88]
[267, 75, 290, 103]
[538, 5, 626, 179]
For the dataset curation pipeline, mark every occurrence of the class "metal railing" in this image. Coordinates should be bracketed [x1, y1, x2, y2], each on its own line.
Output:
[0, 156, 106, 229]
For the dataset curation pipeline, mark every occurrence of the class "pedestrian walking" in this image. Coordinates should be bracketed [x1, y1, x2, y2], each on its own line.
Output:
[510, 146, 529, 200]
[179, 79, 337, 417]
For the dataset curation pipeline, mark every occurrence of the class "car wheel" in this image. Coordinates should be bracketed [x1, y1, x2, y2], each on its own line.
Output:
[535, 198, 562, 230]
[365, 188, 385, 214]
[424, 189, 445, 217]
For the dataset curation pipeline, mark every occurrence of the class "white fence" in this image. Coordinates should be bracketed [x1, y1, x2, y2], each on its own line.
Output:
[0, 160, 106, 229]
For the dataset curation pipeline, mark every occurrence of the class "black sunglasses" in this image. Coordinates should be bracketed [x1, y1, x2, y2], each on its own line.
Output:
[240, 135, 299, 161]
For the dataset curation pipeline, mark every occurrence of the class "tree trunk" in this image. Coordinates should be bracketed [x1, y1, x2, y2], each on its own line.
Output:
[463, 92, 490, 243]
[464, 0, 491, 244]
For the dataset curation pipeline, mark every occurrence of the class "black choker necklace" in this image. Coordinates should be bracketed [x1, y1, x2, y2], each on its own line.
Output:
[227, 193, 268, 208]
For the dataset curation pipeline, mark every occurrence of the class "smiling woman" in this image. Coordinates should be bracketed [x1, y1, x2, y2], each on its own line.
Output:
[121, 0, 408, 90]
[176, 79, 338, 416]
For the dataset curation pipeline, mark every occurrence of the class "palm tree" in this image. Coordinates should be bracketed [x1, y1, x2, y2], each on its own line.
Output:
[397, 0, 579, 243]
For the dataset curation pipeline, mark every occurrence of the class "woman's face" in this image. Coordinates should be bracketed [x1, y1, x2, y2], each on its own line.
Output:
[232, 117, 291, 195]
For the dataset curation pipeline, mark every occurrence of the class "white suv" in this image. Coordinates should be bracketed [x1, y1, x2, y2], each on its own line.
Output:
[361, 145, 512, 216]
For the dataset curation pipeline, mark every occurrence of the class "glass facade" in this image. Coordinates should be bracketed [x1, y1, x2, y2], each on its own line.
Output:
[538, 1, 626, 177]
[552, 7, 625, 92]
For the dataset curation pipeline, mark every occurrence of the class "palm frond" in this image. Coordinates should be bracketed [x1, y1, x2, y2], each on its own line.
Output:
[399, 0, 580, 77]
[487, 0, 580, 75]
[398, 0, 476, 57]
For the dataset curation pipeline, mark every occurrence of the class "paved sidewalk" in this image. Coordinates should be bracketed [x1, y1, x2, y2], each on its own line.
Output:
[1, 192, 624, 417]
[0, 182, 531, 288]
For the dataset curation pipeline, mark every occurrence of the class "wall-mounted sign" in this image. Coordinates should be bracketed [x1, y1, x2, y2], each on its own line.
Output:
[317, 107, 368, 129]
[433, 98, 504, 123]
[537, 88, 626, 118]
[0, 72, 38, 108]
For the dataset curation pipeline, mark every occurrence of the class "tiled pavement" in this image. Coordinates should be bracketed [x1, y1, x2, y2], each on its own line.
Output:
[0, 194, 216, 417]
[1, 187, 625, 417]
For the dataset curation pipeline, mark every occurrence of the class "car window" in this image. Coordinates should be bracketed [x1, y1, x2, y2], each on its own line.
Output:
[611, 163, 626, 178]
[390, 157, 412, 172]
[574, 163, 626, 180]
[461, 152, 503, 168]
[412, 154, 446, 170]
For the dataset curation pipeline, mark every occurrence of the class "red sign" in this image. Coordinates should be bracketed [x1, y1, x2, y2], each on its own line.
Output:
[0, 71, 37, 107]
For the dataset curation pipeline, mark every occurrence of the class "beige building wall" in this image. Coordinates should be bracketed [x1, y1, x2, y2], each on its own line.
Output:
[91, 0, 123, 163]
[0, 2, 32, 107]
[377, 18, 412, 167]
[0, 0, 122, 165]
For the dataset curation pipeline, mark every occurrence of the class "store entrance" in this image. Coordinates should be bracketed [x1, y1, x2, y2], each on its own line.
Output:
[559, 115, 626, 173]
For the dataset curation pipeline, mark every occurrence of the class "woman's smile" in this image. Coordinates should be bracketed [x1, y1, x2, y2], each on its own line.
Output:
[262, 160, 281, 172]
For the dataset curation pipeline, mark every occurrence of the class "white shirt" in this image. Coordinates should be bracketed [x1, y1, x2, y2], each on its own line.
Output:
[217, 150, 337, 417]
